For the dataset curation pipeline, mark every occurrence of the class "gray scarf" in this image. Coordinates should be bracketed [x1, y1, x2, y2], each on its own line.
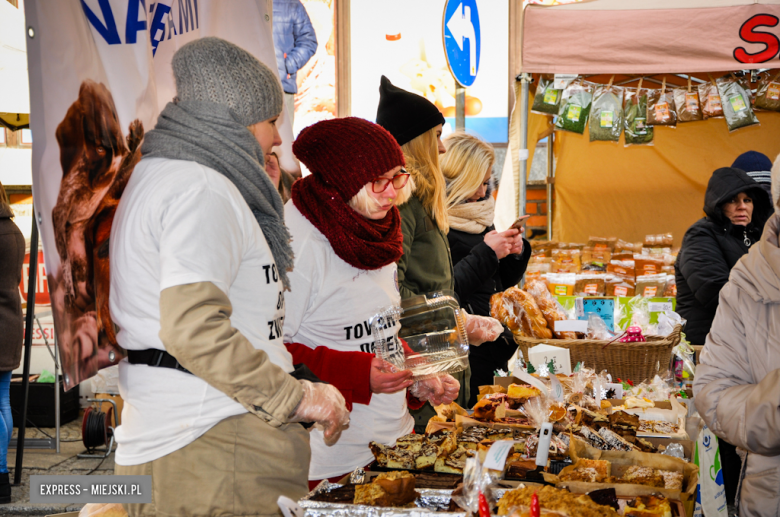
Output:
[142, 100, 293, 289]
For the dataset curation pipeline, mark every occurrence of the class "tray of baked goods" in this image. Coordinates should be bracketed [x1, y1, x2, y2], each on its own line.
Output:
[301, 475, 685, 516]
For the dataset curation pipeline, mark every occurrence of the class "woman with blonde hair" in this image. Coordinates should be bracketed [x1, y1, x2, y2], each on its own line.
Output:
[441, 132, 529, 406]
[376, 77, 503, 426]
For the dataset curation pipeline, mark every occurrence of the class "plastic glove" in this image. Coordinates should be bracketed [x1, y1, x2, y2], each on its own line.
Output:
[410, 374, 460, 406]
[465, 313, 504, 346]
[289, 380, 350, 446]
[370, 357, 414, 394]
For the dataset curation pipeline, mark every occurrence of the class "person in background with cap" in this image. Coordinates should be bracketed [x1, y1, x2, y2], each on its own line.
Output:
[375, 76, 504, 431]
[733, 150, 773, 198]
[282, 117, 462, 488]
[110, 38, 348, 516]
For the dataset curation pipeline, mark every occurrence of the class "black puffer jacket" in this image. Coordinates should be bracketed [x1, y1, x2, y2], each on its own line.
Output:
[450, 226, 531, 406]
[675, 167, 772, 345]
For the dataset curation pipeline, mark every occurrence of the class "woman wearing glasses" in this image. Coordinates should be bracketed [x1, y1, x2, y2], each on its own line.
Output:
[282, 117, 459, 488]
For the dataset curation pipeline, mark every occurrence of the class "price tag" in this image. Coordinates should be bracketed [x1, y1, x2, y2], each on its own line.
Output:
[482, 440, 516, 470]
[549, 374, 565, 402]
[649, 302, 673, 313]
[554, 320, 588, 333]
[553, 74, 578, 89]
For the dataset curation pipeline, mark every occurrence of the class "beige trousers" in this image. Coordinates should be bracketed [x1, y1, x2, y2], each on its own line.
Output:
[115, 413, 310, 517]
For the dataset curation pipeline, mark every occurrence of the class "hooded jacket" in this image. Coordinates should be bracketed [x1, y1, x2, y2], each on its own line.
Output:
[694, 213, 780, 517]
[272, 0, 317, 94]
[675, 168, 771, 344]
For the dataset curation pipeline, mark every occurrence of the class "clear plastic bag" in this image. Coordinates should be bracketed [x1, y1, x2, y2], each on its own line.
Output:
[717, 74, 760, 132]
[555, 79, 593, 134]
[589, 82, 624, 142]
[674, 78, 703, 123]
[544, 272, 576, 296]
[624, 85, 654, 146]
[451, 456, 501, 513]
[699, 77, 724, 119]
[647, 78, 677, 126]
[531, 75, 563, 115]
[754, 70, 780, 112]
[587, 313, 613, 340]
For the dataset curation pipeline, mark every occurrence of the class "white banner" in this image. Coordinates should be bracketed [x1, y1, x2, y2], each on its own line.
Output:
[25, 0, 291, 389]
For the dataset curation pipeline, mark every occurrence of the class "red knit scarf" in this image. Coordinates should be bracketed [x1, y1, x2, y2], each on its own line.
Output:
[292, 176, 404, 270]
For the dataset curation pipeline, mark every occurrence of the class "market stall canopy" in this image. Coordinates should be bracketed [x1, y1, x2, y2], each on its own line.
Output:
[521, 0, 780, 74]
[0, 0, 30, 131]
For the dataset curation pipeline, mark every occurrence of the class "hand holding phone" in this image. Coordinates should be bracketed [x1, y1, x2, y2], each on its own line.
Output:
[510, 215, 530, 231]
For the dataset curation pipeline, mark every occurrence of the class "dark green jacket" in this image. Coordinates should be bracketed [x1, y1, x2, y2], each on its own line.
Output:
[397, 196, 453, 299]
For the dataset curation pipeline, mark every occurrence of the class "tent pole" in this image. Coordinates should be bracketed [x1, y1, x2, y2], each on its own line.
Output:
[517, 74, 531, 220]
[14, 216, 38, 486]
[547, 130, 554, 239]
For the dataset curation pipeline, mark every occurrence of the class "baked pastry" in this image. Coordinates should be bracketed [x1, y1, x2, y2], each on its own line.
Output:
[415, 443, 439, 470]
[386, 449, 416, 470]
[503, 287, 554, 339]
[652, 421, 678, 434]
[373, 471, 417, 506]
[434, 446, 474, 474]
[625, 396, 655, 409]
[659, 470, 683, 490]
[507, 383, 542, 400]
[354, 483, 388, 506]
[609, 411, 639, 431]
[497, 485, 620, 516]
[579, 426, 609, 450]
[559, 458, 611, 482]
[635, 437, 658, 453]
[598, 427, 639, 452]
[620, 466, 665, 488]
[525, 279, 578, 339]
[625, 495, 673, 517]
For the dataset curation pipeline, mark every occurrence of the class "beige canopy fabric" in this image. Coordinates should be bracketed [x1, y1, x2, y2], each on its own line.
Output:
[521, 0, 780, 74]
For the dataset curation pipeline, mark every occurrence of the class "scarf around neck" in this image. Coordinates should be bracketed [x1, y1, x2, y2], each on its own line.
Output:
[141, 100, 294, 289]
[448, 196, 496, 234]
[292, 175, 403, 270]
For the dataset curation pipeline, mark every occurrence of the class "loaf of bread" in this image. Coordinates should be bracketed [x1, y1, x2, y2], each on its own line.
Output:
[524, 279, 577, 339]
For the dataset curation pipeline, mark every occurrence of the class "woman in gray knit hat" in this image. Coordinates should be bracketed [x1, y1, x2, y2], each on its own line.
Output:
[110, 37, 349, 516]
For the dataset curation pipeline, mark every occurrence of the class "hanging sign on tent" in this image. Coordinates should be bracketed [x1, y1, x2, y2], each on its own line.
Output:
[443, 0, 481, 87]
[25, 0, 282, 389]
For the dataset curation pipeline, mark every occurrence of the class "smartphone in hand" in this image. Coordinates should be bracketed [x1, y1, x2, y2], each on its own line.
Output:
[510, 215, 530, 231]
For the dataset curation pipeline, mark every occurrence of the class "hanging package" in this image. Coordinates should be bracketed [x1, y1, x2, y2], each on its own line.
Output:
[717, 74, 759, 132]
[532, 75, 563, 115]
[624, 81, 654, 146]
[647, 78, 677, 126]
[755, 70, 780, 112]
[674, 76, 703, 123]
[589, 78, 624, 142]
[699, 75, 724, 119]
[555, 79, 593, 134]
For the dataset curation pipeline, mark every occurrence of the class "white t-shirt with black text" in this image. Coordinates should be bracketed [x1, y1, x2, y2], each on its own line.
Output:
[283, 202, 414, 480]
[110, 157, 293, 466]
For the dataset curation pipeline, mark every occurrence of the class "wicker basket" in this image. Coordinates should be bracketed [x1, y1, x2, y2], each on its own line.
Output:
[513, 325, 682, 383]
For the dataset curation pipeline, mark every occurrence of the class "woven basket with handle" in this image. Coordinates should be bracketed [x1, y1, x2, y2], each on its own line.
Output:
[513, 324, 682, 383]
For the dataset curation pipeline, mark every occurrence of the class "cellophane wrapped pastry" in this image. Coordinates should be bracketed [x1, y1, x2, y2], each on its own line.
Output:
[490, 287, 553, 339]
[525, 279, 577, 339]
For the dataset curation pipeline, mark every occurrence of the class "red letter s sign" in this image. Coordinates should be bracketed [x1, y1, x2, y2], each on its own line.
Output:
[734, 14, 780, 63]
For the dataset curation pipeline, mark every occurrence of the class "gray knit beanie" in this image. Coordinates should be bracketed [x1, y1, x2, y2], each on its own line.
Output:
[172, 37, 284, 126]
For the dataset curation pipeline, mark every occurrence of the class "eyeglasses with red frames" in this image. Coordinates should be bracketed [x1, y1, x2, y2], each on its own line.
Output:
[371, 169, 411, 193]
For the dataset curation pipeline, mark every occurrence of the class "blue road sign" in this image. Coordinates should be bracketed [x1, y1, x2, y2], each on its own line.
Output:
[443, 0, 481, 87]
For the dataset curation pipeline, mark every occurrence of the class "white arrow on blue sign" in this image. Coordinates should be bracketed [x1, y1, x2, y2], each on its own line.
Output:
[443, 0, 481, 87]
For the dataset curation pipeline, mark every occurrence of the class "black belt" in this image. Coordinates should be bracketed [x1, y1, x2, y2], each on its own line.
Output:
[127, 349, 192, 374]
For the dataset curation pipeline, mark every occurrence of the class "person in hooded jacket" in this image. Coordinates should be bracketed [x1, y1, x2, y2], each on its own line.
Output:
[675, 167, 772, 346]
[694, 179, 780, 517]
[440, 132, 530, 406]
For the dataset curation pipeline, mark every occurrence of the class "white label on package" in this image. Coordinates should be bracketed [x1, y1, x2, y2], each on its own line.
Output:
[555, 320, 588, 333]
[482, 440, 516, 470]
[518, 148, 530, 161]
[549, 374, 565, 402]
[553, 74, 578, 89]
[649, 302, 673, 313]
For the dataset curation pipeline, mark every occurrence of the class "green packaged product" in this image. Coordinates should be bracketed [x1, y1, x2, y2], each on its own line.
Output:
[589, 83, 624, 142]
[532, 76, 563, 115]
[755, 70, 780, 112]
[555, 80, 593, 134]
[624, 86, 654, 146]
[717, 75, 759, 132]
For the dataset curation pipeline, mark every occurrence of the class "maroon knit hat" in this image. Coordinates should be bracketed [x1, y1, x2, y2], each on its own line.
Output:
[292, 117, 405, 201]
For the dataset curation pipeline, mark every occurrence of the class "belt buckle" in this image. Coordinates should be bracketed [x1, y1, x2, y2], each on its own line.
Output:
[153, 350, 165, 367]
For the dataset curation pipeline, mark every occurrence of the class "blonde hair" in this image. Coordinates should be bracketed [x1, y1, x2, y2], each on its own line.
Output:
[440, 132, 495, 209]
[402, 127, 449, 232]
[0, 182, 12, 218]
[348, 175, 413, 217]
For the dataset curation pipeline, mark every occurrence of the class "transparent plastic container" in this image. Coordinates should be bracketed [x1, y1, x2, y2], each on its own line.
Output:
[372, 290, 469, 381]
